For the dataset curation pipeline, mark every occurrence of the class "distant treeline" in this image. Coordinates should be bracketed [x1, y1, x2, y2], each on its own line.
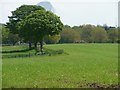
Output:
[1, 24, 120, 45]
[59, 24, 119, 43]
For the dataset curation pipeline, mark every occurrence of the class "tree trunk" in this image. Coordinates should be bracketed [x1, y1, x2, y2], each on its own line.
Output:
[40, 41, 43, 53]
[12, 42, 16, 46]
[34, 42, 37, 54]
[29, 41, 32, 50]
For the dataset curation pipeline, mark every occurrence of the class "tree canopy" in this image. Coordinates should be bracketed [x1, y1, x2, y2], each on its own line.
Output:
[7, 5, 45, 34]
[6, 5, 45, 48]
[18, 10, 63, 53]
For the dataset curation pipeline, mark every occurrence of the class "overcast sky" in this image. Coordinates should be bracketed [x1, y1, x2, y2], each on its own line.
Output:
[0, 0, 119, 26]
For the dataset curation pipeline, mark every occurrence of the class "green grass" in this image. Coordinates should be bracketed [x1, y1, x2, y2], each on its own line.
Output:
[2, 44, 118, 88]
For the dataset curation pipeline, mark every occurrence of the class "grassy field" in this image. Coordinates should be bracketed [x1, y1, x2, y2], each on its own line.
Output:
[2, 44, 118, 88]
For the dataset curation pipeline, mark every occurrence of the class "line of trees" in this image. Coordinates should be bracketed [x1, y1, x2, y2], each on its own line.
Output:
[60, 25, 119, 43]
[2, 24, 119, 46]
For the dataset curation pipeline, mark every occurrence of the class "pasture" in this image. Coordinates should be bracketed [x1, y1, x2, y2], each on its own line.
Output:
[2, 44, 118, 88]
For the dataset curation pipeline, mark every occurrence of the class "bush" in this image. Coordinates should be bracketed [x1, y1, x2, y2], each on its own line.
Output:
[44, 48, 64, 56]
[56, 49, 64, 54]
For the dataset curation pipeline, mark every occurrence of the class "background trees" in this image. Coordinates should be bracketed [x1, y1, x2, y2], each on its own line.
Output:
[107, 28, 118, 43]
[91, 27, 108, 43]
[44, 35, 61, 44]
[60, 26, 80, 43]
[2, 24, 20, 45]
[59, 24, 118, 43]
[80, 25, 94, 43]
[2, 25, 9, 44]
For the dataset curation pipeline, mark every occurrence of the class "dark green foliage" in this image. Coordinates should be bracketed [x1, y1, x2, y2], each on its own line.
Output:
[18, 10, 63, 53]
[6, 5, 45, 34]
[117, 39, 120, 43]
[19, 10, 63, 38]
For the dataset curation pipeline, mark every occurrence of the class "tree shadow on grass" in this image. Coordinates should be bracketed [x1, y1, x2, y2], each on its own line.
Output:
[2, 47, 67, 59]
[2, 47, 34, 53]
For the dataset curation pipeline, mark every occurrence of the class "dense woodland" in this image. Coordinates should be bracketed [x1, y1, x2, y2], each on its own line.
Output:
[1, 23, 119, 45]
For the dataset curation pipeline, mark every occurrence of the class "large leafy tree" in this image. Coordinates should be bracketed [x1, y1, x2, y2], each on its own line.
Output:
[6, 5, 45, 48]
[18, 10, 63, 53]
